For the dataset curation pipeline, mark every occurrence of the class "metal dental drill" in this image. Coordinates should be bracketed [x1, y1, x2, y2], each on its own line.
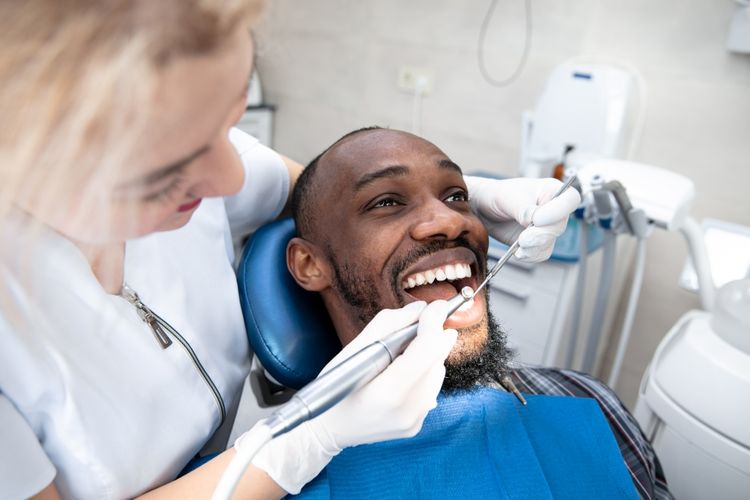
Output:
[262, 286, 475, 438]
[213, 287, 483, 500]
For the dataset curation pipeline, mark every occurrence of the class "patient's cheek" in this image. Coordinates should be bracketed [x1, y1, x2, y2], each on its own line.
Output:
[445, 317, 489, 365]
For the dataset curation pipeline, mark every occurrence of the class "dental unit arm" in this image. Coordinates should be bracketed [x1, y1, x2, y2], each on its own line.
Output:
[565, 155, 715, 387]
[572, 155, 695, 232]
[571, 155, 713, 308]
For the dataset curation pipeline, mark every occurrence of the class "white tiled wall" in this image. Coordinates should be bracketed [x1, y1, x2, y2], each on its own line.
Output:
[254, 0, 750, 408]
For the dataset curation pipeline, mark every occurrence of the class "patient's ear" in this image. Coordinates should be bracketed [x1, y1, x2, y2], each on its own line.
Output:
[287, 237, 332, 292]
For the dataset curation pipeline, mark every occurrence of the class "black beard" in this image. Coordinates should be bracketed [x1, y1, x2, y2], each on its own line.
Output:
[441, 305, 513, 392]
[325, 247, 383, 326]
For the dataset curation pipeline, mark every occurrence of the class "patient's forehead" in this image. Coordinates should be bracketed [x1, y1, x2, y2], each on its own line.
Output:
[305, 129, 462, 242]
[319, 129, 451, 187]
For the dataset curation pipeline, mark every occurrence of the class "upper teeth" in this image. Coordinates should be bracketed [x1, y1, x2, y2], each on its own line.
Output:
[402, 263, 472, 290]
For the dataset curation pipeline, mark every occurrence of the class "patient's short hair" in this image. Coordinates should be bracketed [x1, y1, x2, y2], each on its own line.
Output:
[291, 126, 383, 239]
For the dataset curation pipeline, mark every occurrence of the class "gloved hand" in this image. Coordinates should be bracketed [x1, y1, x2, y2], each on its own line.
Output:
[464, 176, 581, 262]
[241, 300, 457, 494]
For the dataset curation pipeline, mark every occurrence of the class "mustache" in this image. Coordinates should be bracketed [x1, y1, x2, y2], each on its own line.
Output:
[389, 236, 487, 293]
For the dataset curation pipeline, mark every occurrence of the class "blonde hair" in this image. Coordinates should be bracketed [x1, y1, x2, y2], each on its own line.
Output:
[0, 0, 264, 320]
[0, 0, 263, 224]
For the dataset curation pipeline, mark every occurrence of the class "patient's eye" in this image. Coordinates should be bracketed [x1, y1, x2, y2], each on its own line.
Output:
[445, 189, 469, 203]
[369, 196, 402, 210]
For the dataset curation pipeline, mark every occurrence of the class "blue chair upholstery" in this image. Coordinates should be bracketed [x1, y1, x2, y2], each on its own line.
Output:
[237, 218, 341, 390]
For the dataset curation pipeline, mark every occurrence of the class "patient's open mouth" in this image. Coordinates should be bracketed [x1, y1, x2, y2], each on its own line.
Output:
[401, 262, 476, 303]
[398, 247, 481, 301]
[396, 247, 485, 329]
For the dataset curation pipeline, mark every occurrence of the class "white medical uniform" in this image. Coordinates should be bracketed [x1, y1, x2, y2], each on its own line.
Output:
[0, 129, 289, 499]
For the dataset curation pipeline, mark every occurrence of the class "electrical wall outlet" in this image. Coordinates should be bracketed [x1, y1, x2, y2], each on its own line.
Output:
[397, 66, 434, 95]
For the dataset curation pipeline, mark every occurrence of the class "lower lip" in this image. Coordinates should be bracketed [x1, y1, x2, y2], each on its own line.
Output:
[177, 199, 202, 212]
[444, 292, 485, 329]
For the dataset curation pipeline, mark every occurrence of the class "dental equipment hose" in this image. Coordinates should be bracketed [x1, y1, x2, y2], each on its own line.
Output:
[607, 237, 647, 389]
[565, 220, 588, 369]
[213, 175, 578, 499]
[582, 230, 616, 373]
[212, 423, 272, 500]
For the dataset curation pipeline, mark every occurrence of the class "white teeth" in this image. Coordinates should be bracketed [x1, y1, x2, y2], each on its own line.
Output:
[445, 265, 456, 280]
[455, 265, 466, 279]
[401, 262, 474, 290]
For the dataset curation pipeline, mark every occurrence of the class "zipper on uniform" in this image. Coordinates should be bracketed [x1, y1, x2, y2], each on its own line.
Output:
[120, 284, 227, 425]
[121, 286, 172, 348]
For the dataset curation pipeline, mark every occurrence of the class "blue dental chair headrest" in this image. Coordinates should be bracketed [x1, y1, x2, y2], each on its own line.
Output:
[237, 218, 341, 389]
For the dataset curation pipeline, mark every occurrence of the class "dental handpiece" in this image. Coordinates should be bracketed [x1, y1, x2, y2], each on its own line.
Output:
[263, 288, 474, 437]
[213, 290, 476, 500]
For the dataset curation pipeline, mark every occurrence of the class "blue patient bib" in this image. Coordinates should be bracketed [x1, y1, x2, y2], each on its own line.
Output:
[292, 388, 638, 499]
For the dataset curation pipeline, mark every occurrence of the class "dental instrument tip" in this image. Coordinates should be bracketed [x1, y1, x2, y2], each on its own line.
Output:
[460, 286, 474, 299]
[501, 375, 527, 406]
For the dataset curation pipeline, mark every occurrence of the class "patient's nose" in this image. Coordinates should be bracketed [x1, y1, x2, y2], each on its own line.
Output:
[410, 198, 470, 242]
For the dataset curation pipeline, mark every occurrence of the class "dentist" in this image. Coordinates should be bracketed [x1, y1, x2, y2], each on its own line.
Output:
[0, 1, 578, 499]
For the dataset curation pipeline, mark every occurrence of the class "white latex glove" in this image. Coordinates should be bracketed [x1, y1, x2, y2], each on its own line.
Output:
[464, 176, 581, 262]
[241, 300, 457, 494]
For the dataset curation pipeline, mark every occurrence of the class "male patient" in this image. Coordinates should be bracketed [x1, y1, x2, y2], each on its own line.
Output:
[285, 127, 670, 499]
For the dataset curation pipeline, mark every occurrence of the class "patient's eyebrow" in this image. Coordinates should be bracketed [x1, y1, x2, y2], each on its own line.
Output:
[354, 165, 410, 192]
[438, 159, 463, 174]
